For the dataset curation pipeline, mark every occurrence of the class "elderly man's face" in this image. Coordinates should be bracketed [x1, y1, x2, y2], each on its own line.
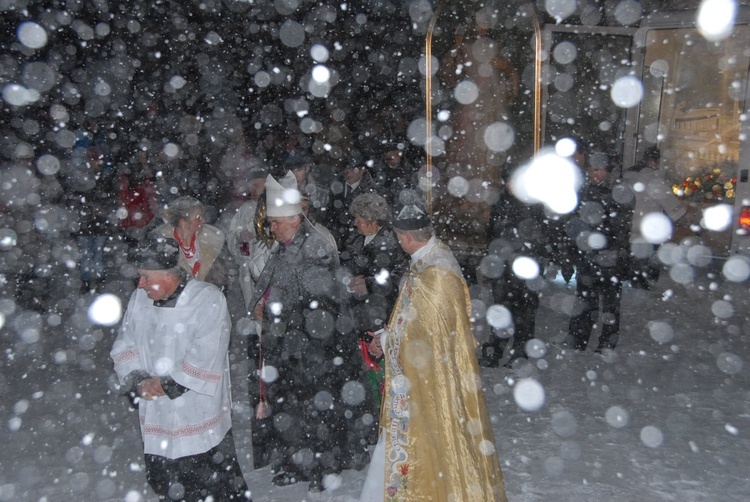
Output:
[343, 166, 365, 185]
[268, 215, 301, 243]
[137, 269, 178, 301]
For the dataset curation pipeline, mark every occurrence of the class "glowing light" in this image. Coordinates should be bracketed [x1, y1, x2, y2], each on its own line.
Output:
[552, 41, 577, 65]
[17, 22, 48, 49]
[722, 256, 750, 282]
[640, 425, 664, 448]
[454, 80, 479, 105]
[36, 154, 61, 176]
[311, 44, 329, 63]
[312, 65, 330, 83]
[510, 148, 583, 214]
[269, 302, 283, 316]
[486, 304, 512, 330]
[163, 143, 180, 159]
[555, 137, 577, 157]
[640, 212, 672, 244]
[447, 176, 470, 197]
[610, 75, 644, 108]
[613, 0, 643, 26]
[484, 122, 515, 152]
[260, 364, 279, 383]
[545, 0, 576, 22]
[512, 256, 540, 280]
[701, 204, 732, 231]
[605, 406, 630, 429]
[697, 0, 736, 42]
[2, 84, 40, 106]
[0, 229, 18, 250]
[170, 76, 187, 90]
[87, 294, 122, 326]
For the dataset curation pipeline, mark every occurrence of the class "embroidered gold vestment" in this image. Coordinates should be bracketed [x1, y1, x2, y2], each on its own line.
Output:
[380, 240, 507, 501]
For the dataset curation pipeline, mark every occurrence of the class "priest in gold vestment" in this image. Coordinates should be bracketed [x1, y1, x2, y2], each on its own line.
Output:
[359, 197, 506, 501]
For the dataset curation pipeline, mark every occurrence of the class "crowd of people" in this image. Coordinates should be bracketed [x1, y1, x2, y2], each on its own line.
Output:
[107, 128, 689, 500]
[1, 102, 684, 501]
[0, 102, 688, 499]
[108, 143, 510, 500]
[0, 112, 685, 500]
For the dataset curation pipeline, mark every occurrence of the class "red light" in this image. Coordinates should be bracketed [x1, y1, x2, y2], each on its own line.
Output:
[741, 206, 750, 230]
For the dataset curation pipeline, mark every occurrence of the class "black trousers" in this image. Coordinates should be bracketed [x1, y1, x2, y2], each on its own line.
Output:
[569, 272, 623, 350]
[145, 430, 250, 501]
[481, 276, 540, 365]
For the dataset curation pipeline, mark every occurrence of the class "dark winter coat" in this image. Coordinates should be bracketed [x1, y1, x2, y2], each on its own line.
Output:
[485, 188, 548, 358]
[248, 218, 358, 474]
[487, 188, 550, 276]
[339, 225, 408, 332]
[563, 181, 633, 280]
[65, 132, 117, 236]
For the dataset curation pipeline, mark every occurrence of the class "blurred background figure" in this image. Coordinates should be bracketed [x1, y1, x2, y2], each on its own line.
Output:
[153, 196, 229, 290]
[624, 146, 687, 289]
[328, 151, 379, 248]
[564, 148, 633, 353]
[286, 151, 330, 224]
[117, 147, 158, 249]
[301, 195, 338, 256]
[69, 121, 117, 294]
[227, 165, 271, 310]
[481, 171, 548, 368]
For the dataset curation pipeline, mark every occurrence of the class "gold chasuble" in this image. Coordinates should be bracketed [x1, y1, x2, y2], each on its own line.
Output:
[381, 240, 506, 501]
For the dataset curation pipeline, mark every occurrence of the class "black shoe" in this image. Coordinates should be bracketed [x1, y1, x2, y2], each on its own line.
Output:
[308, 477, 324, 492]
[272, 471, 306, 487]
[630, 276, 651, 290]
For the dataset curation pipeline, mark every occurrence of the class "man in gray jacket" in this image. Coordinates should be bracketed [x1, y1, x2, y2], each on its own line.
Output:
[249, 172, 356, 491]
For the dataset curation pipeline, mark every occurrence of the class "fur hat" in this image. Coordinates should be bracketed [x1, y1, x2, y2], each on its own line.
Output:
[266, 171, 303, 217]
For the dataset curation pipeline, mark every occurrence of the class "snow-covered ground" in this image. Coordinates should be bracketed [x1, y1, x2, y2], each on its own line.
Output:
[1, 260, 748, 501]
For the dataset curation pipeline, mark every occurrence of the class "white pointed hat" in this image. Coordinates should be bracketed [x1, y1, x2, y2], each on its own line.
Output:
[266, 171, 303, 217]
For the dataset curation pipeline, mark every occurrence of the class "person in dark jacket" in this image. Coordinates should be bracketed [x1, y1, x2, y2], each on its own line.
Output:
[339, 193, 408, 448]
[564, 149, 633, 352]
[68, 122, 116, 293]
[248, 172, 355, 491]
[340, 192, 408, 334]
[481, 175, 549, 367]
[327, 151, 379, 247]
